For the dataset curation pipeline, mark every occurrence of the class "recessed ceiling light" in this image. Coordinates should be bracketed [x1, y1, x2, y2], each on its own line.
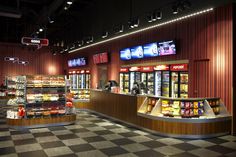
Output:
[67, 1, 73, 5]
[39, 28, 43, 32]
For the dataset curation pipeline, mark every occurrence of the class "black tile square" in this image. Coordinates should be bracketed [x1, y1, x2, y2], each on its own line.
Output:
[90, 119, 106, 123]
[173, 143, 200, 151]
[206, 145, 235, 154]
[40, 141, 65, 149]
[0, 128, 9, 131]
[80, 124, 97, 128]
[57, 134, 78, 140]
[94, 130, 114, 135]
[83, 136, 106, 143]
[119, 132, 140, 137]
[0, 147, 15, 155]
[10, 130, 30, 135]
[18, 150, 47, 157]
[170, 152, 199, 157]
[70, 128, 89, 133]
[48, 126, 67, 131]
[100, 147, 128, 156]
[111, 138, 136, 145]
[205, 138, 229, 144]
[103, 125, 121, 130]
[141, 141, 167, 148]
[54, 154, 77, 157]
[135, 149, 165, 157]
[69, 144, 95, 153]
[0, 136, 11, 141]
[13, 138, 37, 145]
[33, 132, 54, 137]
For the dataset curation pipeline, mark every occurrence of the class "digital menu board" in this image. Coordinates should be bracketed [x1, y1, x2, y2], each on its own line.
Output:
[120, 48, 131, 60]
[130, 46, 144, 59]
[68, 57, 87, 67]
[143, 42, 158, 57]
[158, 40, 176, 56]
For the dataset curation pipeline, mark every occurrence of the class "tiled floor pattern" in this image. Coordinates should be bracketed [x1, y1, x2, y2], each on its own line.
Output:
[0, 106, 236, 156]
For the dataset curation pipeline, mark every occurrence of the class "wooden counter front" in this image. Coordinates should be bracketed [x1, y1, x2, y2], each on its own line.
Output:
[86, 90, 231, 138]
[7, 114, 76, 129]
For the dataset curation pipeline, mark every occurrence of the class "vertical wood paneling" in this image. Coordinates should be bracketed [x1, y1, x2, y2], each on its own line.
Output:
[66, 5, 233, 117]
[233, 3, 236, 135]
[0, 43, 65, 83]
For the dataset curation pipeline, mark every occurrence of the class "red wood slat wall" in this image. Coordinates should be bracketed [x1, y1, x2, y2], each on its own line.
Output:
[66, 5, 233, 114]
[0, 43, 65, 83]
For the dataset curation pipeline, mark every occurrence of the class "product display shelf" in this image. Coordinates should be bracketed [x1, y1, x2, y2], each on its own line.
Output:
[137, 96, 231, 123]
[71, 88, 90, 102]
[6, 75, 76, 129]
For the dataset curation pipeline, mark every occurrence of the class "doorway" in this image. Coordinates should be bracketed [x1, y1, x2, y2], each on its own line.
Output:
[98, 65, 108, 89]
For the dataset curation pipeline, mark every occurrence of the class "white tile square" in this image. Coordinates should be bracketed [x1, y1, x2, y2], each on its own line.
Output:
[87, 126, 106, 131]
[189, 148, 221, 157]
[76, 150, 107, 157]
[121, 143, 149, 152]
[128, 136, 152, 143]
[187, 140, 216, 148]
[110, 128, 130, 134]
[44, 146, 73, 157]
[0, 131, 10, 137]
[90, 141, 117, 149]
[62, 138, 87, 146]
[52, 130, 73, 136]
[15, 143, 42, 153]
[220, 142, 236, 150]
[11, 134, 34, 140]
[154, 146, 184, 156]
[102, 134, 124, 141]
[30, 128, 50, 133]
[158, 138, 184, 145]
[0, 140, 14, 148]
[76, 132, 98, 138]
[36, 136, 60, 143]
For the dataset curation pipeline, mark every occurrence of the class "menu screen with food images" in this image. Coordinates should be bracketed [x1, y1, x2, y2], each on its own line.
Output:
[158, 40, 176, 56]
[143, 42, 159, 57]
[120, 48, 131, 60]
[130, 46, 144, 59]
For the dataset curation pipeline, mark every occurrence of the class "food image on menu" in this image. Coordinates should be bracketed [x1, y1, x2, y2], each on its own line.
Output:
[130, 46, 144, 59]
[143, 42, 159, 57]
[120, 48, 131, 60]
[158, 40, 176, 56]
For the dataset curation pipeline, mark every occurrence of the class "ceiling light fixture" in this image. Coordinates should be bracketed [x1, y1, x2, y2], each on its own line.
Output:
[156, 11, 162, 20]
[48, 17, 54, 23]
[69, 8, 213, 53]
[39, 28, 43, 32]
[172, 5, 178, 14]
[67, 0, 73, 5]
[102, 31, 108, 38]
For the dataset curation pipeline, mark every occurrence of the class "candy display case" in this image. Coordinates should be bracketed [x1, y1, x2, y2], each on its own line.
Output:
[6, 75, 76, 129]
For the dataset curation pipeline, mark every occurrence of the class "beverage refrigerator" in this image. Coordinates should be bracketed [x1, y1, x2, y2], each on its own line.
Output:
[140, 66, 154, 95]
[129, 67, 141, 91]
[119, 68, 130, 93]
[170, 64, 188, 98]
[154, 65, 170, 97]
[68, 71, 78, 89]
[77, 70, 90, 89]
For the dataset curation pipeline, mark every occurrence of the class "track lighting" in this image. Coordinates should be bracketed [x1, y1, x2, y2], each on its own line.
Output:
[102, 31, 108, 38]
[156, 11, 162, 20]
[172, 5, 178, 14]
[114, 25, 124, 34]
[39, 28, 43, 32]
[128, 18, 139, 29]
[78, 40, 84, 46]
[85, 36, 93, 44]
[48, 17, 54, 23]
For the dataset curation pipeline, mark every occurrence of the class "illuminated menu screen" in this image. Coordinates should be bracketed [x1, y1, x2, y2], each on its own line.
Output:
[68, 57, 87, 67]
[93, 52, 109, 64]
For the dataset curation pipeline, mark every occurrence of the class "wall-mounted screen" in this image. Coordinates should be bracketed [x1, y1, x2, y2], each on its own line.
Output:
[158, 40, 176, 56]
[130, 46, 144, 59]
[120, 48, 131, 60]
[143, 42, 159, 57]
[93, 52, 109, 64]
[68, 57, 87, 67]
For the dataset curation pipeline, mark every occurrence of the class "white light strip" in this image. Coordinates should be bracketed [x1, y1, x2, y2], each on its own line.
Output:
[69, 8, 213, 53]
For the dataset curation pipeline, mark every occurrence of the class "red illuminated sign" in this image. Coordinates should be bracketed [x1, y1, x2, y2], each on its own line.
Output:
[129, 67, 140, 71]
[170, 64, 188, 71]
[120, 68, 129, 72]
[154, 65, 169, 71]
[140, 66, 154, 72]
[93, 52, 109, 64]
[21, 37, 49, 48]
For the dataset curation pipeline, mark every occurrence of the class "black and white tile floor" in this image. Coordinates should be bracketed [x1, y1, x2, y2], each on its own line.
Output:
[0, 106, 236, 157]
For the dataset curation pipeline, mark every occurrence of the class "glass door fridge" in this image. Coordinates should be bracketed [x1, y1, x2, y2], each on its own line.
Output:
[69, 71, 78, 89]
[140, 66, 154, 95]
[129, 67, 141, 91]
[171, 72, 179, 98]
[154, 65, 170, 97]
[119, 68, 129, 93]
[180, 72, 188, 98]
[170, 64, 188, 98]
[85, 70, 90, 89]
[162, 71, 170, 97]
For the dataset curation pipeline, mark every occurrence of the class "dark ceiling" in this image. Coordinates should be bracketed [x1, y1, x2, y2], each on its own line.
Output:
[0, 0, 235, 53]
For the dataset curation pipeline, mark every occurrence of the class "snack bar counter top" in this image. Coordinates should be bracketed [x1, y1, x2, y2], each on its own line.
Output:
[85, 90, 231, 139]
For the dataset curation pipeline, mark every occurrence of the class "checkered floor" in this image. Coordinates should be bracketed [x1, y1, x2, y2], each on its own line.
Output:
[0, 105, 236, 157]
